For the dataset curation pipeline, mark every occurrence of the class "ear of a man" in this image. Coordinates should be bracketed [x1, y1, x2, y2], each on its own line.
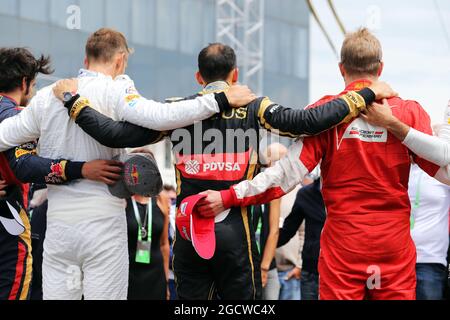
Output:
[21, 77, 27, 92]
[338, 62, 346, 78]
[231, 68, 239, 84]
[377, 61, 384, 77]
[195, 71, 205, 86]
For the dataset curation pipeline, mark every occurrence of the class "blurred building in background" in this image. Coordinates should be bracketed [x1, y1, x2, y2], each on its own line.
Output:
[0, 0, 309, 186]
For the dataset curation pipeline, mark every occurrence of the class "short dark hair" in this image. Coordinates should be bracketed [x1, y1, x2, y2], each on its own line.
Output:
[0, 47, 53, 93]
[86, 28, 132, 63]
[198, 43, 236, 83]
[163, 184, 176, 192]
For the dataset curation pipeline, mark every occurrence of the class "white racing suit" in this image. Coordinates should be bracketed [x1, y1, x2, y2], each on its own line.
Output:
[0, 69, 226, 299]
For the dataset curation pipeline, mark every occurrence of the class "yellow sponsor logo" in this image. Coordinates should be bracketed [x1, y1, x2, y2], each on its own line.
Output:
[125, 94, 141, 104]
[15, 148, 32, 158]
[222, 107, 247, 120]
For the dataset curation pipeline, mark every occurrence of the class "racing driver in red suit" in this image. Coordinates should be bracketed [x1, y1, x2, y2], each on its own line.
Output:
[196, 28, 450, 300]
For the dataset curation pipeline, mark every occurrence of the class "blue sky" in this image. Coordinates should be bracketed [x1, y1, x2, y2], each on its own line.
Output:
[310, 0, 450, 123]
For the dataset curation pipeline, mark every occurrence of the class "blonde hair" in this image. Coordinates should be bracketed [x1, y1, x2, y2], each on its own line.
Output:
[340, 28, 382, 77]
[85, 28, 133, 63]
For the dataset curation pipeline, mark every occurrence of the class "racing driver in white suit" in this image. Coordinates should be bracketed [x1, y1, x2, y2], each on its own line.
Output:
[0, 28, 255, 300]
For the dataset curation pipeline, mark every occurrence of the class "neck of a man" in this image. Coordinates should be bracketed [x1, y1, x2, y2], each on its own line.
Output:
[344, 74, 378, 87]
[87, 62, 116, 78]
[0, 90, 21, 105]
[134, 195, 150, 205]
[203, 80, 230, 91]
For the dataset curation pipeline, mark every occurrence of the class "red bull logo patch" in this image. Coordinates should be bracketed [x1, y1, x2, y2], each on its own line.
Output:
[131, 165, 139, 184]
[50, 162, 64, 176]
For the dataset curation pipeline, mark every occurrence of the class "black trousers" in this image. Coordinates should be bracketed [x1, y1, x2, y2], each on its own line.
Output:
[0, 201, 32, 300]
[173, 208, 262, 300]
[29, 201, 47, 300]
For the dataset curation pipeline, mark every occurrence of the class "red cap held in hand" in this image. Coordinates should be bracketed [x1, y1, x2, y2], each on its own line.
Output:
[176, 194, 216, 260]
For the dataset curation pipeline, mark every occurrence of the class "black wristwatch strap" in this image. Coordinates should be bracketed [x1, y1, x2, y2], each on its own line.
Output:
[63, 94, 81, 113]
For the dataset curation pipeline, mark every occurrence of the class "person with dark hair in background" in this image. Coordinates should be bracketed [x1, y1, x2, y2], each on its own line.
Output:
[161, 185, 178, 300]
[126, 152, 170, 300]
[51, 41, 393, 300]
[268, 143, 304, 301]
[277, 177, 326, 300]
[28, 183, 48, 300]
[251, 200, 280, 300]
[254, 144, 289, 300]
[0, 47, 117, 300]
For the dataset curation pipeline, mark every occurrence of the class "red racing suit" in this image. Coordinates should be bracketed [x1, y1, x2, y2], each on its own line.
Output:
[220, 80, 450, 300]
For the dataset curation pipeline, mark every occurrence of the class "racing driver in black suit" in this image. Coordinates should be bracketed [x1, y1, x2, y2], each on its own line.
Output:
[51, 43, 396, 300]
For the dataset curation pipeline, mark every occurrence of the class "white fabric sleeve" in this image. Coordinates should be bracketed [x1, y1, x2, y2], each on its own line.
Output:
[402, 128, 450, 167]
[111, 76, 221, 131]
[434, 166, 450, 186]
[231, 140, 310, 206]
[0, 97, 41, 151]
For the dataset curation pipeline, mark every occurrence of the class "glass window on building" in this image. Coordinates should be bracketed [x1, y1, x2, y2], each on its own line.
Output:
[49, 0, 75, 28]
[131, 0, 155, 46]
[202, 0, 215, 45]
[279, 22, 293, 76]
[19, 0, 49, 23]
[79, 0, 106, 33]
[265, 0, 282, 20]
[179, 0, 203, 54]
[264, 19, 281, 74]
[105, 0, 131, 37]
[156, 0, 179, 51]
[0, 0, 18, 16]
[292, 26, 308, 79]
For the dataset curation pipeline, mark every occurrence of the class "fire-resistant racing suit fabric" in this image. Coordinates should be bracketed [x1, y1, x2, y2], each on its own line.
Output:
[402, 102, 450, 167]
[59, 81, 376, 300]
[219, 80, 450, 300]
[0, 69, 232, 300]
[0, 95, 84, 300]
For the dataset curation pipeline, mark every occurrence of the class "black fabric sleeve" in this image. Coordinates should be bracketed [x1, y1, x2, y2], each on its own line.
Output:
[65, 161, 84, 180]
[358, 88, 376, 104]
[214, 92, 231, 113]
[258, 88, 376, 136]
[6, 143, 84, 184]
[277, 191, 306, 248]
[65, 98, 165, 148]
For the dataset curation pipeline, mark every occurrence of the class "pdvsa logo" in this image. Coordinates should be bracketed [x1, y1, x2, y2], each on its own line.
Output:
[184, 160, 242, 175]
[185, 160, 200, 175]
[204, 162, 241, 172]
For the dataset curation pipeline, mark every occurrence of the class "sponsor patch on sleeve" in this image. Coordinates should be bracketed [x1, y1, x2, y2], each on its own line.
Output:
[125, 86, 139, 95]
[44, 161, 67, 184]
[125, 94, 141, 107]
[15, 142, 36, 158]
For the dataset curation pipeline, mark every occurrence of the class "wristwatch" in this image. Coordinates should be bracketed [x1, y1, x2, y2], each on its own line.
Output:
[62, 92, 76, 104]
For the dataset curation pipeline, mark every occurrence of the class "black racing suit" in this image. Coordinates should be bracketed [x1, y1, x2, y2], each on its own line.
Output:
[62, 83, 376, 300]
[0, 95, 84, 300]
